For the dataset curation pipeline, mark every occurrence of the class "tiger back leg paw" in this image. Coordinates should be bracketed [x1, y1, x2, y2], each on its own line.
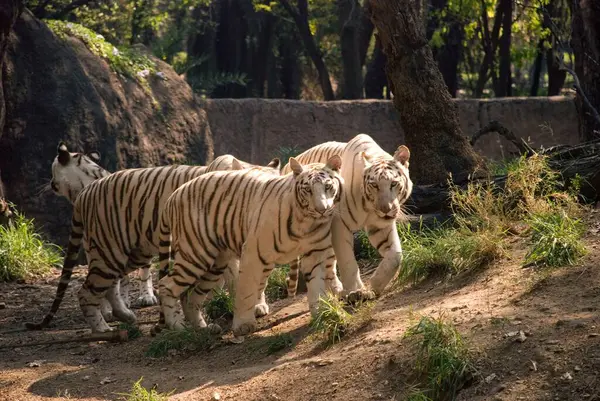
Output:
[345, 289, 376, 305]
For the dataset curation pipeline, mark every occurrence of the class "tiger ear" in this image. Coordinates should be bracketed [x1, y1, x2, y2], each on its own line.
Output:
[267, 158, 280, 169]
[289, 157, 303, 176]
[88, 151, 101, 163]
[326, 155, 342, 172]
[57, 141, 71, 166]
[231, 158, 244, 171]
[360, 151, 373, 168]
[394, 145, 410, 167]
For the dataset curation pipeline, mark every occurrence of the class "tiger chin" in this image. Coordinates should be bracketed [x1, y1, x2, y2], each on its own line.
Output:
[157, 155, 344, 337]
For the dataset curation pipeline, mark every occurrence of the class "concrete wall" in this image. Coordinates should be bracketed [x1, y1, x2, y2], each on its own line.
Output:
[198, 97, 579, 165]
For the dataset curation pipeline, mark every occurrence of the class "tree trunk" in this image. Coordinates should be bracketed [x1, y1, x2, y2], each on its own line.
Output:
[279, 29, 303, 99]
[369, 0, 485, 185]
[279, 0, 335, 100]
[570, 0, 600, 141]
[364, 36, 387, 98]
[338, 0, 363, 99]
[495, 0, 512, 97]
[358, 0, 374, 68]
[0, 0, 22, 136]
[546, 48, 566, 96]
[530, 39, 544, 96]
[475, 0, 504, 97]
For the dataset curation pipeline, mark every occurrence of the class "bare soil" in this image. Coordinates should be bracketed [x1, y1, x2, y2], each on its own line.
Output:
[1, 217, 600, 401]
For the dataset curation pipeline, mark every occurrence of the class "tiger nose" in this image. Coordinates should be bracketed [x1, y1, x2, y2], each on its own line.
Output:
[379, 202, 392, 213]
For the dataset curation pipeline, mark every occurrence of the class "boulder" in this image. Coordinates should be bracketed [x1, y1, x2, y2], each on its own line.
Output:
[0, 9, 214, 246]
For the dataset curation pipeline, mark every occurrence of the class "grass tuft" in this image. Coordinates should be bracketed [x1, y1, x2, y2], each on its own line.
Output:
[119, 323, 142, 340]
[204, 287, 234, 321]
[265, 264, 290, 302]
[0, 209, 62, 282]
[146, 327, 219, 358]
[524, 210, 587, 267]
[118, 378, 172, 401]
[310, 293, 373, 346]
[265, 332, 294, 355]
[404, 315, 475, 401]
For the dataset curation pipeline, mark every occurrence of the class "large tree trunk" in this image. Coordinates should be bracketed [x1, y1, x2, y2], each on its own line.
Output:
[475, 0, 503, 97]
[338, 0, 364, 99]
[369, 0, 485, 185]
[364, 36, 388, 98]
[570, 0, 600, 141]
[0, 0, 22, 136]
[495, 0, 512, 97]
[530, 39, 544, 96]
[358, 0, 374, 68]
[279, 0, 335, 100]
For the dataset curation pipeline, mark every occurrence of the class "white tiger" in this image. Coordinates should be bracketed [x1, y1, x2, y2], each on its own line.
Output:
[282, 134, 412, 301]
[157, 155, 343, 336]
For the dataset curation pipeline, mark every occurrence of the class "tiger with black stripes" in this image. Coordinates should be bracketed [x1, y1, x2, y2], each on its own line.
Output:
[27, 145, 280, 333]
[157, 155, 343, 336]
[282, 133, 412, 302]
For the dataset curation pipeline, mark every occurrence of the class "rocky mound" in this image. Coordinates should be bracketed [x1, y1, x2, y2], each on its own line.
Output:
[0, 9, 213, 246]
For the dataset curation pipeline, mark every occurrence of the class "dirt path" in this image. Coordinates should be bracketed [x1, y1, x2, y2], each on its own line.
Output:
[1, 230, 600, 401]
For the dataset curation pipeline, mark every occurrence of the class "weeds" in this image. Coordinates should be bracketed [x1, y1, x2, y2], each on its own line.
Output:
[204, 287, 234, 321]
[404, 315, 475, 401]
[265, 332, 294, 354]
[0, 210, 62, 282]
[265, 264, 290, 302]
[146, 327, 218, 358]
[310, 293, 373, 346]
[119, 323, 142, 340]
[275, 145, 302, 163]
[118, 378, 172, 401]
[524, 211, 586, 267]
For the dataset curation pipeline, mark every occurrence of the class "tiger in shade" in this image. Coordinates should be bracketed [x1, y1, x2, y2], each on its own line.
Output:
[282, 134, 412, 302]
[157, 155, 343, 336]
[27, 143, 280, 333]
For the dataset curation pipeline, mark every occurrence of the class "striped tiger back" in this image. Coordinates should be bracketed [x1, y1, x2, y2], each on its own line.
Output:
[157, 155, 343, 336]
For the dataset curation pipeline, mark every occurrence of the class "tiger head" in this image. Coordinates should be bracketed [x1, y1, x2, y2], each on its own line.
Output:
[289, 155, 343, 218]
[50, 142, 110, 203]
[231, 157, 281, 175]
[361, 145, 412, 220]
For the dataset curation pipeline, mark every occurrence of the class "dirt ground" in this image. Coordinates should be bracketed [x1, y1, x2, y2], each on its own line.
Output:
[1, 217, 600, 401]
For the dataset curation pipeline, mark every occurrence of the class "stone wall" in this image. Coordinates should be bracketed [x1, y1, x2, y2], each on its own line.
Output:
[199, 97, 579, 165]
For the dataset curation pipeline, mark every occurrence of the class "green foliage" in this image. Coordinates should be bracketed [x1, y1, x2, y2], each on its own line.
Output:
[0, 209, 62, 282]
[524, 211, 586, 267]
[397, 222, 502, 284]
[404, 315, 475, 401]
[355, 230, 379, 261]
[119, 323, 142, 340]
[275, 145, 302, 164]
[45, 20, 157, 83]
[146, 327, 218, 357]
[310, 293, 373, 346]
[265, 264, 291, 302]
[118, 378, 172, 401]
[204, 287, 234, 321]
[265, 332, 294, 354]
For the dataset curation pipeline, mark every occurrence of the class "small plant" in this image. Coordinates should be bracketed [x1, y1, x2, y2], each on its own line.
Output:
[265, 264, 290, 302]
[265, 332, 294, 355]
[146, 327, 218, 358]
[0, 209, 62, 282]
[119, 322, 142, 340]
[275, 145, 302, 163]
[118, 378, 172, 401]
[355, 230, 379, 261]
[404, 315, 475, 401]
[204, 287, 234, 320]
[524, 211, 586, 267]
[310, 293, 373, 345]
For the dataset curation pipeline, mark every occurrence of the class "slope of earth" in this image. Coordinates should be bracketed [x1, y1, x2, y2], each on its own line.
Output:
[1, 215, 599, 401]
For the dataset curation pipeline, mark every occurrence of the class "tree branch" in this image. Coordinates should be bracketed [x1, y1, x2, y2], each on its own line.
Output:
[470, 120, 533, 155]
[560, 63, 600, 136]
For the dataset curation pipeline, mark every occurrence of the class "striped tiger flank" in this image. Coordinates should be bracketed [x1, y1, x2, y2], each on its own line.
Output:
[27, 156, 280, 333]
[157, 155, 343, 336]
[281, 134, 413, 302]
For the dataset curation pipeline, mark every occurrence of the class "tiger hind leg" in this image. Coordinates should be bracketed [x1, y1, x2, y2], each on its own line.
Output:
[182, 271, 224, 333]
[286, 258, 300, 298]
[119, 274, 131, 309]
[136, 265, 158, 307]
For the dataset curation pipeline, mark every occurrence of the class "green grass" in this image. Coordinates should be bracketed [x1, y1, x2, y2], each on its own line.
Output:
[119, 322, 142, 340]
[524, 210, 587, 267]
[275, 145, 302, 164]
[265, 332, 294, 355]
[0, 210, 62, 282]
[45, 20, 156, 84]
[146, 327, 219, 358]
[265, 264, 290, 302]
[118, 378, 172, 401]
[310, 293, 373, 346]
[404, 315, 476, 401]
[204, 287, 234, 321]
[397, 222, 503, 285]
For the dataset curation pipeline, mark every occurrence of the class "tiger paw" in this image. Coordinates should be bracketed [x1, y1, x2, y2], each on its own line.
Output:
[232, 320, 257, 337]
[135, 293, 159, 307]
[101, 310, 116, 323]
[112, 308, 137, 324]
[254, 303, 269, 318]
[345, 289, 376, 305]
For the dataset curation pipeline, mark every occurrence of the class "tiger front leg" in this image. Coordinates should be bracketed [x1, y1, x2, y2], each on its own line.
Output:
[232, 247, 271, 337]
[136, 265, 159, 307]
[366, 221, 402, 296]
[300, 248, 330, 317]
[182, 271, 224, 334]
[254, 264, 275, 318]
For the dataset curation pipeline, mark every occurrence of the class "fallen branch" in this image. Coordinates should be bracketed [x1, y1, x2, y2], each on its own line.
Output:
[0, 329, 129, 349]
[470, 120, 534, 155]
